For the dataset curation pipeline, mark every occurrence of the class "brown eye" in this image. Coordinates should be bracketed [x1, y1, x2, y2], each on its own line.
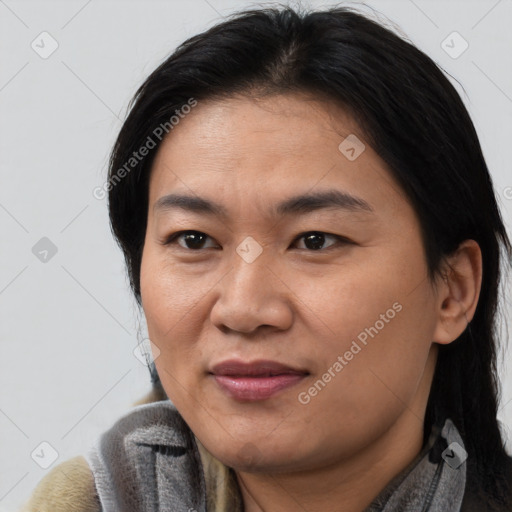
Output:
[165, 230, 218, 250]
[292, 231, 349, 251]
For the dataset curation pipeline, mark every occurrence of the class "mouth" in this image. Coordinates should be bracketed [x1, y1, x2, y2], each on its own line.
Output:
[209, 359, 309, 401]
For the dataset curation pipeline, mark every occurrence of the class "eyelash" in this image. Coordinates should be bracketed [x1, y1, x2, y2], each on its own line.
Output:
[163, 230, 351, 252]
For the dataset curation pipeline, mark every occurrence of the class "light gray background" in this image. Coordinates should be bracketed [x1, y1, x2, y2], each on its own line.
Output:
[1, 0, 511, 510]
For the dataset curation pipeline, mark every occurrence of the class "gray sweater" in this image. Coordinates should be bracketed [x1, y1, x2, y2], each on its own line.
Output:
[84, 400, 471, 511]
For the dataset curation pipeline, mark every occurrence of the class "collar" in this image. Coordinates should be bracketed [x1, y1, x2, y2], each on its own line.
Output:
[365, 417, 467, 512]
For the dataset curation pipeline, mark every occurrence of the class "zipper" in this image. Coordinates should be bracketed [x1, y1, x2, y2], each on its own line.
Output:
[420, 459, 445, 512]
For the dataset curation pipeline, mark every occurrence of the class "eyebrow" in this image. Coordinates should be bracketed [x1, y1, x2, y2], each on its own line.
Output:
[153, 189, 374, 218]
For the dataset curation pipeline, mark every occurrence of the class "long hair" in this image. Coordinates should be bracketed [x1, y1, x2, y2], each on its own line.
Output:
[106, 4, 512, 508]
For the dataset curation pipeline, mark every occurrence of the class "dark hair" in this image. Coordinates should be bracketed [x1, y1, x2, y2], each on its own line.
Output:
[107, 3, 512, 507]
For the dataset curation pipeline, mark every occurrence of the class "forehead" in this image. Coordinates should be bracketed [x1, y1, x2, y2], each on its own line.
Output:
[147, 93, 405, 219]
[152, 93, 359, 166]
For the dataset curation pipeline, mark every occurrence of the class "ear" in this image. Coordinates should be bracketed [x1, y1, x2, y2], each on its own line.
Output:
[432, 239, 482, 345]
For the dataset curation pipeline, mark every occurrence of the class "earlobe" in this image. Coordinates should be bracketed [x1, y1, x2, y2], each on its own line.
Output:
[432, 240, 482, 345]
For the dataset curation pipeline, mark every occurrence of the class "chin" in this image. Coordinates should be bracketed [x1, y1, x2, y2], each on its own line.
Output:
[209, 439, 304, 474]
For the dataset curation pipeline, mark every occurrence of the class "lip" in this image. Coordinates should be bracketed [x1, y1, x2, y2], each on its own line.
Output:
[210, 359, 308, 376]
[209, 359, 309, 401]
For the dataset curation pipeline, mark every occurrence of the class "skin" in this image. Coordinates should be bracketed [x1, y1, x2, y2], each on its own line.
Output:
[139, 92, 482, 512]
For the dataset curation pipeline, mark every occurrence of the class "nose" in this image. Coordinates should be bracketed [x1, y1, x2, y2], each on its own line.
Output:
[209, 247, 294, 335]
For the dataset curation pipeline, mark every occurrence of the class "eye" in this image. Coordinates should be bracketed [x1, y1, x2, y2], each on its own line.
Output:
[291, 231, 349, 251]
[163, 230, 350, 252]
[164, 230, 219, 250]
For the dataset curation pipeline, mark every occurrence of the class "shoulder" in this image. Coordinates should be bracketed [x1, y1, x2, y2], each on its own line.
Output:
[19, 392, 188, 512]
[18, 455, 100, 512]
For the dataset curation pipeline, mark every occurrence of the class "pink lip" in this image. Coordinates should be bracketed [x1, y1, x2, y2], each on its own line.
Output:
[209, 359, 309, 401]
[213, 374, 307, 401]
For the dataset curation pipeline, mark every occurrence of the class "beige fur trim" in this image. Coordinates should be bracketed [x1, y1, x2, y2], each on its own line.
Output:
[18, 455, 100, 512]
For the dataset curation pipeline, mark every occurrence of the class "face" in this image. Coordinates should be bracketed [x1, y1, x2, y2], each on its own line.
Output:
[140, 92, 440, 473]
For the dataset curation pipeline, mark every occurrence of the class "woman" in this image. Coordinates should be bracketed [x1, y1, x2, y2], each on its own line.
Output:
[21, 4, 512, 511]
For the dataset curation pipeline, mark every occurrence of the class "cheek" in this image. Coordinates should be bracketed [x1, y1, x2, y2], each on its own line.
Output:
[140, 249, 209, 332]
[293, 318, 431, 460]
[139, 252, 205, 381]
[294, 247, 432, 358]
[295, 251, 436, 424]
